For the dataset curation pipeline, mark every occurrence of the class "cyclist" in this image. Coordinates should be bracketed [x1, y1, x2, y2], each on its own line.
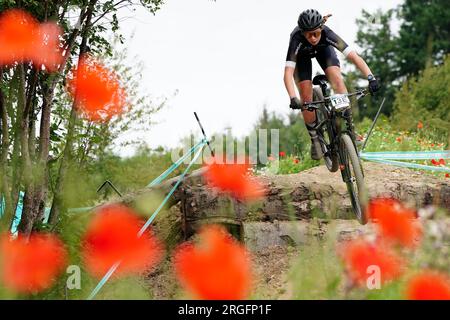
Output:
[284, 9, 380, 160]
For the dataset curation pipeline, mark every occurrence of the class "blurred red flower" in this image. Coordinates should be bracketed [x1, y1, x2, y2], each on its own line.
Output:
[30, 22, 63, 72]
[406, 271, 450, 300]
[279, 151, 286, 157]
[0, 9, 37, 65]
[0, 233, 67, 294]
[431, 159, 445, 166]
[81, 204, 163, 278]
[338, 238, 405, 287]
[293, 158, 300, 164]
[367, 198, 422, 248]
[203, 159, 266, 201]
[430, 143, 435, 147]
[396, 137, 402, 142]
[173, 225, 252, 300]
[0, 9, 62, 70]
[67, 54, 128, 122]
[445, 173, 450, 178]
[417, 121, 423, 129]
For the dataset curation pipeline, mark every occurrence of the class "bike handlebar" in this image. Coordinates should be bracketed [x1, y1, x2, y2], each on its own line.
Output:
[291, 88, 369, 111]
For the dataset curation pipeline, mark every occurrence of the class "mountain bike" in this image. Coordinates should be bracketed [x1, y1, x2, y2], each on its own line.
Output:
[294, 75, 370, 224]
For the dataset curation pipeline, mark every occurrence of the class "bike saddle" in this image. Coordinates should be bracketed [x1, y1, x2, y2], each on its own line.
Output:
[312, 74, 329, 86]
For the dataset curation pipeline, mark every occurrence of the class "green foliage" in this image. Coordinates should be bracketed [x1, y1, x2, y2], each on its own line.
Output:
[355, 9, 399, 117]
[392, 55, 450, 140]
[354, 0, 450, 120]
[397, 0, 450, 76]
[253, 107, 311, 158]
[261, 154, 319, 175]
[289, 226, 343, 300]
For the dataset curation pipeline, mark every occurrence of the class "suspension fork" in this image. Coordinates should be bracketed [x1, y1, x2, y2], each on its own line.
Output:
[343, 108, 357, 144]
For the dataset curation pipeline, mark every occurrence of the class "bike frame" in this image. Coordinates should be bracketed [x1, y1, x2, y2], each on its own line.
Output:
[302, 88, 368, 182]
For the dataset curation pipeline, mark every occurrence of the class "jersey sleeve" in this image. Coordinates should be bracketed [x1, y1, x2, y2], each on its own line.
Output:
[285, 28, 300, 68]
[323, 26, 355, 57]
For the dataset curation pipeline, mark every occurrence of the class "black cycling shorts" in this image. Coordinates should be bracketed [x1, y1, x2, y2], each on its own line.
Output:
[295, 45, 340, 82]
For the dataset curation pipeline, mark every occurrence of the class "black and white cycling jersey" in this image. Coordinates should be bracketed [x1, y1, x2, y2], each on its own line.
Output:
[285, 25, 355, 69]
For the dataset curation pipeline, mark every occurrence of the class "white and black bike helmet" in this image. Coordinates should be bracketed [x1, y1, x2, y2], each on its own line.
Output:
[298, 9, 324, 32]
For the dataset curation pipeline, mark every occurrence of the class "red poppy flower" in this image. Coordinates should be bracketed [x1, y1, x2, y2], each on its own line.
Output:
[81, 204, 164, 279]
[0, 9, 37, 66]
[30, 22, 63, 72]
[396, 137, 402, 142]
[279, 151, 286, 157]
[438, 159, 445, 166]
[0, 233, 67, 294]
[445, 173, 450, 178]
[430, 143, 435, 147]
[0, 9, 63, 71]
[406, 271, 450, 300]
[203, 159, 266, 201]
[337, 238, 405, 287]
[173, 225, 252, 300]
[66, 54, 128, 122]
[417, 121, 423, 129]
[367, 198, 422, 248]
[431, 159, 439, 166]
[293, 159, 300, 164]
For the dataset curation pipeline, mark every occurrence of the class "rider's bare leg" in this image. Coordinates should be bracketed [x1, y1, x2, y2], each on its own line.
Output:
[325, 66, 347, 94]
[297, 80, 316, 124]
[297, 79, 323, 160]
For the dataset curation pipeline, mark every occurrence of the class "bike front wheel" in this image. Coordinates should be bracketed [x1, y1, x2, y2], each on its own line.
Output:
[340, 134, 368, 224]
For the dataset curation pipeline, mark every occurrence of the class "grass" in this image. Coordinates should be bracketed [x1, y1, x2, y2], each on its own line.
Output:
[258, 117, 449, 179]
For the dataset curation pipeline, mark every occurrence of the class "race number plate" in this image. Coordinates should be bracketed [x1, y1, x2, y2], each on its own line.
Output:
[330, 94, 350, 110]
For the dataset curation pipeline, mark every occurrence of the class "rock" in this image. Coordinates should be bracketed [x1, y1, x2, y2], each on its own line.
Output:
[118, 163, 449, 240]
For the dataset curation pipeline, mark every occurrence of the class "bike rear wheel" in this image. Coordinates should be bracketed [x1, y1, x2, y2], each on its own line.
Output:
[313, 87, 339, 172]
[340, 134, 368, 224]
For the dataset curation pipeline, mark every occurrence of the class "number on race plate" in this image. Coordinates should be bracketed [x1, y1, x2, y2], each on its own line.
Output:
[330, 94, 350, 110]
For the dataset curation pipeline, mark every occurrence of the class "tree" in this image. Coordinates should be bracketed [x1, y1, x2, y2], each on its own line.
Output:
[0, 0, 165, 235]
[354, 0, 450, 119]
[355, 9, 399, 118]
[392, 54, 450, 140]
[396, 0, 450, 76]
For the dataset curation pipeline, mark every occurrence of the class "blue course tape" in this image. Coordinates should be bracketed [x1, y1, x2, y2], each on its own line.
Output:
[0, 191, 25, 234]
[364, 158, 450, 173]
[87, 140, 207, 300]
[147, 139, 206, 188]
[361, 150, 450, 160]
[67, 140, 207, 215]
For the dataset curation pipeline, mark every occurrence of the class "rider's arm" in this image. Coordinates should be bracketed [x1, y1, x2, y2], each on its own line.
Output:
[323, 27, 374, 78]
[284, 29, 301, 99]
[284, 66, 297, 99]
[346, 51, 373, 78]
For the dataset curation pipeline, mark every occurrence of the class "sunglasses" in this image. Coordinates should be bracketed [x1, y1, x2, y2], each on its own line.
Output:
[303, 29, 322, 39]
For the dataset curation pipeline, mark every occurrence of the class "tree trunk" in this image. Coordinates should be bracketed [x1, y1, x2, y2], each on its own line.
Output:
[32, 5, 90, 228]
[48, 1, 96, 226]
[0, 67, 13, 232]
